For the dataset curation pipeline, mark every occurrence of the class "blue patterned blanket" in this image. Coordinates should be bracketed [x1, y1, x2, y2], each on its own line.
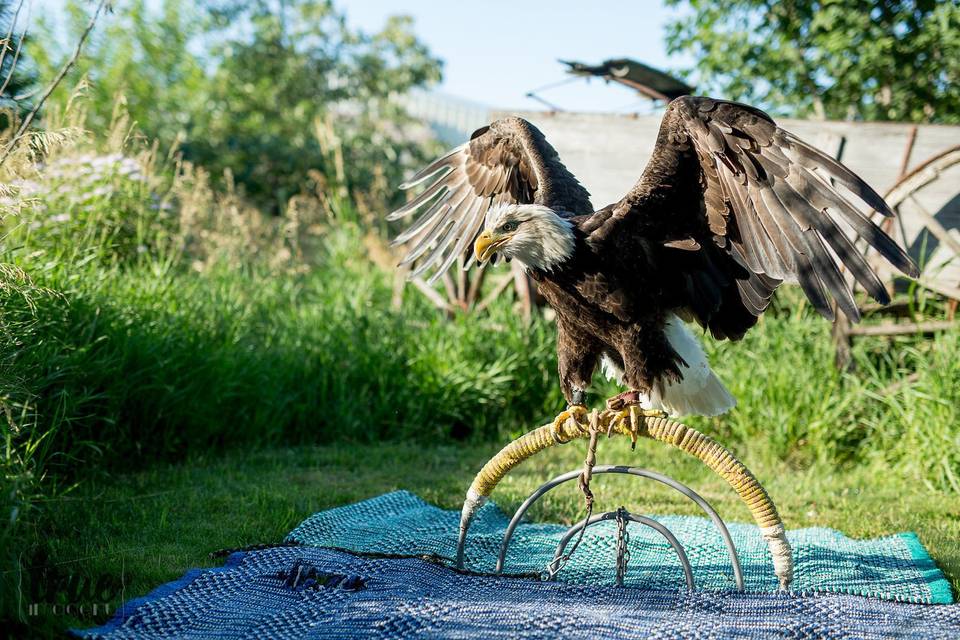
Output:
[77, 546, 960, 639]
[74, 492, 957, 639]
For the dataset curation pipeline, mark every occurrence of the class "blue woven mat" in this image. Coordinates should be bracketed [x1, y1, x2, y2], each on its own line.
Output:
[76, 546, 960, 639]
[287, 491, 953, 604]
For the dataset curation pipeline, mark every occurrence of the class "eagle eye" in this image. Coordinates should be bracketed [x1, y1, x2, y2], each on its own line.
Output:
[499, 221, 519, 233]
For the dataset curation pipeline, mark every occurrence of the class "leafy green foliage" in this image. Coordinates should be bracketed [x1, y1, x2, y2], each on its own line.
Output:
[34, 0, 208, 146]
[3, 234, 557, 466]
[186, 1, 442, 212]
[666, 0, 960, 123]
[35, 0, 442, 212]
[0, 0, 38, 129]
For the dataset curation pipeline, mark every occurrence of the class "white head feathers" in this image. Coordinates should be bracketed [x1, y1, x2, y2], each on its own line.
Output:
[483, 203, 575, 271]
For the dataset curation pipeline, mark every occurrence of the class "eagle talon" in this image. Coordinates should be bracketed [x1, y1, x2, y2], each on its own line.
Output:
[598, 408, 637, 448]
[605, 415, 618, 438]
[618, 406, 668, 450]
[551, 404, 588, 442]
[626, 407, 640, 450]
[638, 408, 669, 419]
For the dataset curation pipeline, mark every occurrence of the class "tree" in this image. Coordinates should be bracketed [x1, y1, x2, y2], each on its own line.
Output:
[0, 0, 38, 130]
[665, 0, 960, 123]
[35, 0, 442, 213]
[184, 1, 441, 212]
[33, 0, 208, 146]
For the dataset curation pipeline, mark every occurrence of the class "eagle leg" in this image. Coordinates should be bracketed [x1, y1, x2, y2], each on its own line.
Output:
[605, 389, 641, 411]
[605, 390, 668, 418]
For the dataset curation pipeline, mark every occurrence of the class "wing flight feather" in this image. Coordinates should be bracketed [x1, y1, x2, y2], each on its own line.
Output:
[604, 96, 918, 330]
[387, 117, 592, 283]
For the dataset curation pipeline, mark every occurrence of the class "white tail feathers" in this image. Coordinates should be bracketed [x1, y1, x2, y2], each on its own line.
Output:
[599, 314, 736, 418]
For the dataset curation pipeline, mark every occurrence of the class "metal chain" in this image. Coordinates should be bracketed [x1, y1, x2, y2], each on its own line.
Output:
[541, 423, 600, 581]
[614, 506, 631, 587]
[541, 498, 592, 581]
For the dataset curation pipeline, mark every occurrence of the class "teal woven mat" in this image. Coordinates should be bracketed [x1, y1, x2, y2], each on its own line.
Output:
[286, 491, 953, 604]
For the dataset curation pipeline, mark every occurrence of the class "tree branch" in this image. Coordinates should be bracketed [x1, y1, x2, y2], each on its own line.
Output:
[0, 0, 109, 168]
[0, 0, 26, 77]
[0, 0, 32, 98]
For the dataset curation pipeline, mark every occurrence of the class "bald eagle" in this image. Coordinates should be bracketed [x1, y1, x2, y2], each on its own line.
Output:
[388, 96, 918, 418]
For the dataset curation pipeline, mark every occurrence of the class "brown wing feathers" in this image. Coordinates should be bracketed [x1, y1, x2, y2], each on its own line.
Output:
[390, 97, 915, 343]
[666, 97, 917, 324]
[388, 117, 591, 283]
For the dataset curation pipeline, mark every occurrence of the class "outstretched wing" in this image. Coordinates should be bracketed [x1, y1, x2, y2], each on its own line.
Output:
[387, 117, 592, 282]
[596, 96, 918, 337]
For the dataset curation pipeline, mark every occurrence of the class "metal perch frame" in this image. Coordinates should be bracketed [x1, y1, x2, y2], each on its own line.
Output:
[493, 465, 744, 590]
[549, 509, 696, 590]
[455, 408, 793, 589]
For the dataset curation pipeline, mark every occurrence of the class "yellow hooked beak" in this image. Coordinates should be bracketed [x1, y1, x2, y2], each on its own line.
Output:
[474, 230, 512, 263]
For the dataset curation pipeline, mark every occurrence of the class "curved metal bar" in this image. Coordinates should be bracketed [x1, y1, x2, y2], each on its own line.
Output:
[549, 510, 695, 590]
[491, 465, 744, 590]
[455, 526, 468, 569]
[457, 411, 792, 588]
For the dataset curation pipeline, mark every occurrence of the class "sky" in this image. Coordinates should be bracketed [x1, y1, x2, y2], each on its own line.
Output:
[33, 0, 693, 113]
[338, 1, 693, 112]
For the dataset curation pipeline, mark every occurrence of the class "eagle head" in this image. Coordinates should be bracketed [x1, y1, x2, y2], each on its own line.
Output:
[473, 203, 575, 271]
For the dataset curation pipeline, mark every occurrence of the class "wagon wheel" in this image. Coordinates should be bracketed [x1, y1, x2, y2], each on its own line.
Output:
[402, 257, 537, 319]
[880, 144, 960, 305]
[833, 144, 960, 369]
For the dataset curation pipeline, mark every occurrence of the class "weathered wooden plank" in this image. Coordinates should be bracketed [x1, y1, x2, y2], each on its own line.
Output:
[847, 320, 955, 336]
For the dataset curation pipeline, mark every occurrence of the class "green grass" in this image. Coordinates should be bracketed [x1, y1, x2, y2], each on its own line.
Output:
[14, 438, 959, 636]
[7, 226, 957, 486]
[1, 231, 560, 460]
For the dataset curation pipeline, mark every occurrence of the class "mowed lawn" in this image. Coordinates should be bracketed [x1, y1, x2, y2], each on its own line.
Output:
[39, 435, 960, 635]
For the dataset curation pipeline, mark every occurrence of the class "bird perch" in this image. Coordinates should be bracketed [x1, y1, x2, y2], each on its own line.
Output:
[456, 408, 793, 589]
